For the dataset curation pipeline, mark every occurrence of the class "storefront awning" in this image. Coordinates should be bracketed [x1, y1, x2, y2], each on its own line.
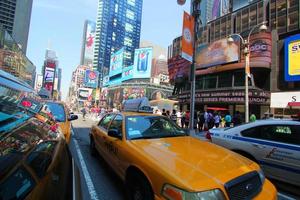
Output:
[287, 102, 300, 107]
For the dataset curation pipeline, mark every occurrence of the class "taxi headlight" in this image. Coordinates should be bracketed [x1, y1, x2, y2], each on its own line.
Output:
[258, 169, 265, 184]
[162, 184, 225, 200]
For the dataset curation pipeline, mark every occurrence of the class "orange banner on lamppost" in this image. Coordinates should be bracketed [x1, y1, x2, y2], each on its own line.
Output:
[182, 11, 194, 62]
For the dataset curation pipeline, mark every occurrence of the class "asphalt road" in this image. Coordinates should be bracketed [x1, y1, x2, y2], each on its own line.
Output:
[70, 117, 298, 200]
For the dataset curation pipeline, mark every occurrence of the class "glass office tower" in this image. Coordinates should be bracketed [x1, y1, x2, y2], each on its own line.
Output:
[93, 0, 143, 86]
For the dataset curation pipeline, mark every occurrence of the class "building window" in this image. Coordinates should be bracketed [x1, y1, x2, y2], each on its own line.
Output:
[125, 23, 134, 32]
[203, 76, 217, 89]
[287, 0, 299, 31]
[115, 3, 118, 13]
[126, 9, 135, 20]
[127, 0, 135, 6]
[113, 18, 117, 26]
[218, 73, 232, 88]
[124, 37, 133, 46]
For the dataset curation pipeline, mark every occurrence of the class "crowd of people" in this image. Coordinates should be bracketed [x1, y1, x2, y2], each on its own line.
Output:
[154, 108, 258, 132]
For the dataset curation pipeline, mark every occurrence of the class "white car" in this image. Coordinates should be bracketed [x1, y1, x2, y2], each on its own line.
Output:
[207, 119, 300, 187]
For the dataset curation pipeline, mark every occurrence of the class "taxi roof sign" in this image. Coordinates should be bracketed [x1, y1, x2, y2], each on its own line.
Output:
[123, 97, 153, 113]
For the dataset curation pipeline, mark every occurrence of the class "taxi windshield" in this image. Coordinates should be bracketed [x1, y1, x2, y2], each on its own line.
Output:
[45, 102, 66, 122]
[126, 116, 187, 140]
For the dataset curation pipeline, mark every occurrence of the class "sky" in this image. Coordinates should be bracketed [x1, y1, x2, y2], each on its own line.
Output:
[27, 0, 190, 100]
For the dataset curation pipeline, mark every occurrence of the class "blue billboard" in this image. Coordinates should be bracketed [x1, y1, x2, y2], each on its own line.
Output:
[285, 34, 300, 82]
[109, 48, 124, 77]
[84, 70, 99, 88]
[133, 47, 153, 79]
[122, 65, 133, 81]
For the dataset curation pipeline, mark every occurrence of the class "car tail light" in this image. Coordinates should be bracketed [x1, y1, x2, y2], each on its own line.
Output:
[205, 131, 212, 140]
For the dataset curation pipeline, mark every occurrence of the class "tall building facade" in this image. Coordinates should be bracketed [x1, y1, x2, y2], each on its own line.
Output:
[0, 0, 33, 53]
[93, 0, 143, 86]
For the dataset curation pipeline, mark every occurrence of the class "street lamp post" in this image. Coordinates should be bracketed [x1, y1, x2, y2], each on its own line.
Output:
[228, 21, 268, 123]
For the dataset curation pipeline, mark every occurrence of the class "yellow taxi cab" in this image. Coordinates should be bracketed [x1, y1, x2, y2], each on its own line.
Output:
[90, 98, 277, 200]
[45, 101, 78, 143]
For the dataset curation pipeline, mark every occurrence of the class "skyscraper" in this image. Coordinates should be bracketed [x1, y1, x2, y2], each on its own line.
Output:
[0, 0, 33, 53]
[93, 0, 143, 85]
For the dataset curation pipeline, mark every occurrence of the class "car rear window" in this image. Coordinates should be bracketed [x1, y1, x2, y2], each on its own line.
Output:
[46, 102, 66, 122]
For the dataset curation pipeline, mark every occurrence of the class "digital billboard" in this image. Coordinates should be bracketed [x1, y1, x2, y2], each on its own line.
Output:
[78, 88, 92, 101]
[84, 70, 99, 88]
[122, 65, 133, 81]
[285, 34, 300, 82]
[109, 48, 124, 77]
[195, 36, 239, 68]
[133, 47, 153, 79]
[84, 20, 96, 61]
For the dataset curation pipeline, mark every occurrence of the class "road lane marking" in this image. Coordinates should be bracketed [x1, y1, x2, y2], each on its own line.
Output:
[73, 138, 99, 200]
[278, 193, 296, 200]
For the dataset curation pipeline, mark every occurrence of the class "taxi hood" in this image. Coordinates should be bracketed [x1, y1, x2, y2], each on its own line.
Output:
[130, 136, 258, 191]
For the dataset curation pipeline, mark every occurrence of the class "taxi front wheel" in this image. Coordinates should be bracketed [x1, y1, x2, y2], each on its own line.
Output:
[126, 172, 154, 200]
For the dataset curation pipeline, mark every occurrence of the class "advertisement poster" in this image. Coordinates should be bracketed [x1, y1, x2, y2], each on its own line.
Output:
[168, 56, 190, 83]
[211, 0, 220, 20]
[78, 88, 92, 101]
[109, 48, 124, 77]
[195, 36, 239, 68]
[84, 70, 99, 88]
[285, 34, 300, 81]
[123, 88, 146, 100]
[132, 47, 153, 79]
[122, 65, 133, 81]
[182, 12, 194, 62]
[85, 20, 96, 60]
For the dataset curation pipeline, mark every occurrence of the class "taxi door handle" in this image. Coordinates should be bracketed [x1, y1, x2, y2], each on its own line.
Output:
[252, 144, 266, 149]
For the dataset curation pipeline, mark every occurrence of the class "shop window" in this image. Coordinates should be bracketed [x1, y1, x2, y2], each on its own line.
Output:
[218, 73, 232, 88]
[277, 0, 287, 34]
[257, 2, 264, 24]
[220, 18, 226, 38]
[215, 20, 220, 40]
[203, 76, 217, 89]
[210, 23, 215, 42]
[234, 72, 245, 87]
[249, 5, 257, 28]
[241, 8, 249, 32]
[196, 77, 204, 90]
[226, 16, 232, 36]
[236, 12, 241, 33]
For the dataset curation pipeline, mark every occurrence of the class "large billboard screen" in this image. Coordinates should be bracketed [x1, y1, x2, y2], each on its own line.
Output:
[133, 47, 153, 79]
[195, 36, 239, 68]
[285, 34, 300, 82]
[109, 48, 124, 77]
[84, 70, 99, 88]
[43, 59, 56, 93]
[122, 65, 133, 81]
[84, 20, 96, 61]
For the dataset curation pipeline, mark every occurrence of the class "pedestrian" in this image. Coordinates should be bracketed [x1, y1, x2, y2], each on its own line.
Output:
[166, 110, 170, 117]
[233, 111, 242, 126]
[176, 110, 182, 126]
[224, 112, 232, 127]
[170, 109, 177, 124]
[181, 111, 186, 128]
[214, 112, 221, 128]
[198, 111, 205, 132]
[185, 110, 190, 128]
[250, 113, 256, 122]
[81, 107, 87, 121]
[208, 112, 214, 129]
[162, 108, 167, 116]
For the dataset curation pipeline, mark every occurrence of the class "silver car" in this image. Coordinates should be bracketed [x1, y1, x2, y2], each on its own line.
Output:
[207, 119, 300, 187]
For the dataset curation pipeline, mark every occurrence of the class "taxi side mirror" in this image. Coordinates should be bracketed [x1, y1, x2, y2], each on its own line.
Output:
[108, 129, 122, 139]
[68, 114, 78, 121]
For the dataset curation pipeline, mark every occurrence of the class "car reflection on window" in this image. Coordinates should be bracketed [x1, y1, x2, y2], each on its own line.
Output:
[0, 167, 36, 200]
[45, 103, 66, 122]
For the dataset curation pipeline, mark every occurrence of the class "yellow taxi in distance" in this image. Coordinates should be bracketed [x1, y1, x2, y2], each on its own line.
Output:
[90, 98, 277, 200]
[45, 101, 78, 143]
